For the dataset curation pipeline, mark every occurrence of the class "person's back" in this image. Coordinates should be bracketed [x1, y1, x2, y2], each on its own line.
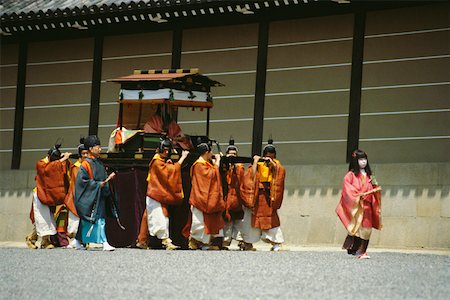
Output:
[27, 144, 72, 249]
[188, 143, 225, 250]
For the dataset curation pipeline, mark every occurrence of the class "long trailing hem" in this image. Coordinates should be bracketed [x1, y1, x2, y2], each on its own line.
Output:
[80, 218, 107, 244]
[342, 235, 369, 255]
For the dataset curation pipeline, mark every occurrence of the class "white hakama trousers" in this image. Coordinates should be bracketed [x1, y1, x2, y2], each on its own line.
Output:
[67, 211, 79, 235]
[146, 196, 169, 239]
[190, 206, 223, 245]
[32, 191, 57, 236]
[241, 206, 284, 244]
[223, 217, 244, 245]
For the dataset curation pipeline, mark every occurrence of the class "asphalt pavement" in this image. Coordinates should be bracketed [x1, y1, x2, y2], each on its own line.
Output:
[0, 246, 449, 299]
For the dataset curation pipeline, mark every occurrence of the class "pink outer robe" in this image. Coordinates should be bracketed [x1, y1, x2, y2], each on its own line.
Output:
[336, 171, 382, 237]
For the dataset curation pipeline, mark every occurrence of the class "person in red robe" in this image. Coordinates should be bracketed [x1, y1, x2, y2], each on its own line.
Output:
[26, 144, 71, 249]
[188, 142, 225, 250]
[143, 138, 189, 250]
[336, 149, 382, 259]
[143, 105, 193, 149]
[222, 140, 245, 250]
[240, 140, 286, 251]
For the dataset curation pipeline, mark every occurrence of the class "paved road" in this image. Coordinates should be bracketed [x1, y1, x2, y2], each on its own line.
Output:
[1, 247, 449, 299]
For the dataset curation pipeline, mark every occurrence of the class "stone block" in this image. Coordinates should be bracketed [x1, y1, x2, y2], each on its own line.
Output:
[428, 217, 450, 249]
[8, 213, 33, 242]
[297, 164, 346, 187]
[0, 213, 7, 241]
[403, 217, 432, 248]
[283, 216, 310, 246]
[306, 216, 336, 244]
[441, 193, 450, 218]
[13, 170, 30, 189]
[383, 190, 417, 217]
[27, 170, 37, 189]
[279, 192, 302, 216]
[379, 191, 393, 217]
[377, 217, 444, 249]
[0, 171, 14, 190]
[293, 187, 340, 217]
[19, 194, 34, 214]
[306, 189, 340, 218]
[378, 217, 409, 248]
[416, 189, 441, 217]
[1, 190, 32, 214]
[279, 193, 311, 245]
[284, 166, 301, 187]
[374, 163, 439, 186]
[283, 188, 309, 216]
[438, 163, 450, 186]
[333, 218, 348, 245]
[368, 229, 382, 246]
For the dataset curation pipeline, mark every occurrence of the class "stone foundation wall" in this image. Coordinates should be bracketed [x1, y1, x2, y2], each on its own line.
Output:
[1, 163, 449, 249]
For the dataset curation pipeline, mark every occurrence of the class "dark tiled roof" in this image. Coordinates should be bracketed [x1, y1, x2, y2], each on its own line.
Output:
[1, 0, 232, 17]
[0, 0, 124, 15]
[1, 0, 325, 39]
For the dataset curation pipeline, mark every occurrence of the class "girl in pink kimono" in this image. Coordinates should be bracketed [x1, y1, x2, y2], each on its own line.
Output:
[336, 149, 382, 259]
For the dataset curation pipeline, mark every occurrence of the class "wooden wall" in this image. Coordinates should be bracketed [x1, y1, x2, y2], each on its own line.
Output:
[0, 3, 448, 169]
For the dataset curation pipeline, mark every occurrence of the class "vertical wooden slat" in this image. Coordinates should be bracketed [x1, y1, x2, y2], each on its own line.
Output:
[206, 108, 210, 137]
[89, 35, 104, 136]
[171, 27, 183, 123]
[171, 27, 183, 69]
[251, 21, 269, 156]
[346, 11, 366, 162]
[11, 40, 28, 169]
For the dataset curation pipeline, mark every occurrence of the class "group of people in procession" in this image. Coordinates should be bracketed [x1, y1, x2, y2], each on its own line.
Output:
[25, 132, 382, 258]
[26, 136, 119, 251]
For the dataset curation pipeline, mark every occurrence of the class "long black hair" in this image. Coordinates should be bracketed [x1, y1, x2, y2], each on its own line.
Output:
[348, 149, 372, 177]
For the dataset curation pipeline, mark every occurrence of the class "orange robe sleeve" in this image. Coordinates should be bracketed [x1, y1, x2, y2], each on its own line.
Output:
[336, 172, 361, 233]
[36, 159, 68, 206]
[146, 155, 183, 205]
[189, 160, 225, 234]
[240, 166, 259, 209]
[270, 162, 286, 210]
[81, 160, 93, 179]
[225, 164, 245, 212]
[371, 188, 382, 230]
[189, 161, 225, 214]
[64, 162, 80, 216]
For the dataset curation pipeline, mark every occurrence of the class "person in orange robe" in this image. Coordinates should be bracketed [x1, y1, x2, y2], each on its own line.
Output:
[222, 140, 245, 250]
[27, 144, 71, 249]
[240, 140, 286, 251]
[188, 142, 225, 250]
[144, 138, 189, 250]
[335, 149, 382, 259]
[64, 139, 89, 249]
